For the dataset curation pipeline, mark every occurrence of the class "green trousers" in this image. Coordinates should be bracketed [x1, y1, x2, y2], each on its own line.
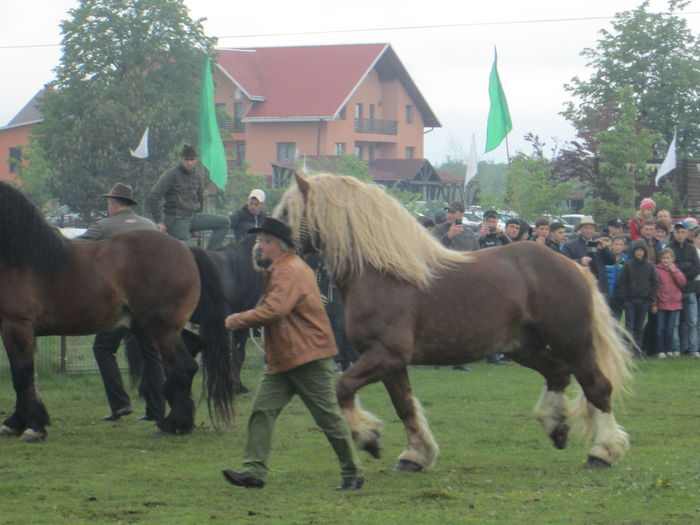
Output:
[163, 212, 230, 250]
[242, 357, 362, 479]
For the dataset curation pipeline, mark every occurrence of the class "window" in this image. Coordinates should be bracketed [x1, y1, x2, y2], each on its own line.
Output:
[355, 103, 363, 120]
[236, 142, 246, 163]
[338, 107, 346, 120]
[355, 144, 364, 159]
[215, 102, 226, 112]
[8, 147, 21, 173]
[405, 146, 415, 159]
[405, 104, 413, 124]
[234, 102, 244, 119]
[277, 142, 296, 162]
[335, 143, 346, 155]
[369, 104, 375, 119]
[368, 145, 375, 162]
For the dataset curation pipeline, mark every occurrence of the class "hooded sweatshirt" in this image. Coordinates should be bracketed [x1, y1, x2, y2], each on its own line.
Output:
[617, 239, 659, 304]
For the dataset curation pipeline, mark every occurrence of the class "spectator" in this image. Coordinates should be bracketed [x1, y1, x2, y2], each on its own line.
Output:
[531, 217, 550, 246]
[618, 239, 659, 354]
[656, 209, 673, 228]
[432, 201, 479, 251]
[478, 210, 511, 249]
[654, 221, 670, 247]
[147, 144, 230, 250]
[629, 198, 655, 240]
[607, 218, 626, 240]
[230, 189, 267, 241]
[635, 220, 662, 264]
[417, 215, 436, 232]
[546, 222, 566, 252]
[668, 221, 700, 356]
[514, 219, 532, 241]
[652, 247, 686, 358]
[504, 218, 521, 242]
[561, 216, 615, 295]
[606, 235, 628, 320]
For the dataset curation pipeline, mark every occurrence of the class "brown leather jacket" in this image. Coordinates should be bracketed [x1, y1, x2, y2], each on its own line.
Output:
[233, 252, 338, 374]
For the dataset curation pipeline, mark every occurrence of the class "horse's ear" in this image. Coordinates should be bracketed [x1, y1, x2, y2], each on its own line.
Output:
[292, 170, 311, 197]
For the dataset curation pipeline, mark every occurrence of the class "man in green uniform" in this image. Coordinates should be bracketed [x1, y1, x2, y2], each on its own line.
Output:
[147, 144, 230, 249]
[222, 218, 363, 491]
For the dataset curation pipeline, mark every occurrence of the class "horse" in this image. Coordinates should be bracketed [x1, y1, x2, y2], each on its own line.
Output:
[0, 181, 234, 441]
[275, 172, 634, 472]
[205, 234, 264, 392]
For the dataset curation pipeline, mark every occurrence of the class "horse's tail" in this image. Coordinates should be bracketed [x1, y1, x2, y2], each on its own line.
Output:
[189, 247, 235, 427]
[569, 269, 635, 438]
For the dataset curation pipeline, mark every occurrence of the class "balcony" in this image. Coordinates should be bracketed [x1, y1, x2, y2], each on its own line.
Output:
[220, 119, 246, 133]
[354, 118, 397, 135]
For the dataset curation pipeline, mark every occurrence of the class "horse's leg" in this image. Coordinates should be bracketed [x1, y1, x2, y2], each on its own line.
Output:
[336, 348, 405, 461]
[571, 366, 629, 468]
[142, 328, 198, 434]
[383, 369, 439, 472]
[0, 323, 50, 442]
[232, 329, 248, 393]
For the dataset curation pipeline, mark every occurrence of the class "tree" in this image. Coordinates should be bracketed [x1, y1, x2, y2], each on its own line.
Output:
[10, 141, 57, 210]
[562, 0, 700, 156]
[35, 0, 215, 218]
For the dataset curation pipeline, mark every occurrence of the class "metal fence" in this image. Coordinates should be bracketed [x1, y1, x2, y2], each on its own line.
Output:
[0, 335, 127, 376]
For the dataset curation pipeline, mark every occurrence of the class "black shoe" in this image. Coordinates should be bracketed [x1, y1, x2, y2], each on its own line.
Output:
[103, 406, 133, 421]
[452, 364, 472, 372]
[136, 415, 157, 421]
[335, 476, 364, 491]
[222, 469, 265, 488]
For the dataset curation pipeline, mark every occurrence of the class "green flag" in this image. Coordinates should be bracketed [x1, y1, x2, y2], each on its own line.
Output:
[485, 49, 512, 153]
[199, 56, 228, 190]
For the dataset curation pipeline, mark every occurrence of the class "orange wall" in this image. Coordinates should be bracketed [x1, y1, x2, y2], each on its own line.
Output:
[0, 124, 32, 182]
[214, 67, 427, 175]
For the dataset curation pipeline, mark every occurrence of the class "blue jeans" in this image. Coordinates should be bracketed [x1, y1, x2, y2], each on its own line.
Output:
[656, 310, 681, 355]
[624, 301, 650, 351]
[678, 293, 698, 354]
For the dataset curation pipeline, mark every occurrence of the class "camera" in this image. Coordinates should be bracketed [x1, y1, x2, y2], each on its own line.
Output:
[455, 219, 462, 226]
[586, 240, 598, 254]
[489, 226, 496, 233]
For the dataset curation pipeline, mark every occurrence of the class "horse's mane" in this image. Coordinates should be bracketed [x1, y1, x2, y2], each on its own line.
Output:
[276, 173, 469, 288]
[0, 182, 71, 273]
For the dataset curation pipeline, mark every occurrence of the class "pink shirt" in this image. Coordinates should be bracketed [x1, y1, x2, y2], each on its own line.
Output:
[653, 263, 686, 311]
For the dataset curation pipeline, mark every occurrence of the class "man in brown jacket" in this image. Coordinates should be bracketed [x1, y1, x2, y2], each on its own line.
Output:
[222, 218, 363, 491]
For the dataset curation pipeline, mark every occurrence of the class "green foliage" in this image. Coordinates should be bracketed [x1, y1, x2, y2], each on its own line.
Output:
[581, 197, 633, 226]
[563, 0, 700, 155]
[503, 153, 575, 221]
[9, 141, 57, 210]
[594, 87, 661, 209]
[3, 350, 700, 524]
[35, 0, 216, 219]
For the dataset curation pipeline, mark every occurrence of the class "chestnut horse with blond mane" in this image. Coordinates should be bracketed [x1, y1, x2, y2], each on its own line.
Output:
[275, 172, 633, 472]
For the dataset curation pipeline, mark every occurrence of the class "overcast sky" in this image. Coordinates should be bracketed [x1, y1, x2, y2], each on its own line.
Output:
[1, 0, 698, 165]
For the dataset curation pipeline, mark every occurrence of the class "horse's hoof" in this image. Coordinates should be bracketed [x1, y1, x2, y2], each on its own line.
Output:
[393, 459, 424, 473]
[584, 455, 611, 469]
[0, 425, 21, 437]
[550, 424, 569, 450]
[19, 428, 46, 443]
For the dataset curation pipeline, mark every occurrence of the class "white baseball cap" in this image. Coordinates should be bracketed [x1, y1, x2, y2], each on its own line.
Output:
[248, 189, 265, 203]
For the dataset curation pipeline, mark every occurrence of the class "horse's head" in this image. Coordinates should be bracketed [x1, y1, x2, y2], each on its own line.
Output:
[274, 171, 320, 256]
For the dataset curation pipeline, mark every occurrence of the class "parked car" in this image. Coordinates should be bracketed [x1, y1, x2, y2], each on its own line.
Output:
[561, 214, 585, 229]
[543, 215, 575, 234]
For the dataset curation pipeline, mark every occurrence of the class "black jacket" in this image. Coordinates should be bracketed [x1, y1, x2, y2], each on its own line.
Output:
[561, 235, 616, 294]
[668, 238, 700, 293]
[229, 206, 267, 241]
[618, 240, 659, 304]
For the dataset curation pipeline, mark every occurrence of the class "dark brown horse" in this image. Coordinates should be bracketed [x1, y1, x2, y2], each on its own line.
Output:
[0, 182, 234, 441]
[275, 173, 633, 472]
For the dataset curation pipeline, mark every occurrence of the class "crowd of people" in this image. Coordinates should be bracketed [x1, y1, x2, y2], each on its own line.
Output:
[425, 198, 700, 359]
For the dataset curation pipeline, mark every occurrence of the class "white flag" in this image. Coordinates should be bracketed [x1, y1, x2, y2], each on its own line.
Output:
[655, 133, 676, 186]
[130, 127, 149, 159]
[464, 133, 478, 188]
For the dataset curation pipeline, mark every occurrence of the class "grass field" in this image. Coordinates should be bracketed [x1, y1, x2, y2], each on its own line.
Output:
[2, 350, 700, 524]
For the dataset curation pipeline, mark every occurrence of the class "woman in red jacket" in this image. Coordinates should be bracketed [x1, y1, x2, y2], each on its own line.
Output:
[630, 198, 656, 240]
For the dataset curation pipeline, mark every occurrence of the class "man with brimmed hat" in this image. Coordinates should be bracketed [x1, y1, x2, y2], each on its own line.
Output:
[229, 188, 268, 241]
[432, 200, 478, 251]
[147, 144, 230, 249]
[76, 183, 166, 423]
[562, 215, 615, 295]
[222, 217, 364, 491]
